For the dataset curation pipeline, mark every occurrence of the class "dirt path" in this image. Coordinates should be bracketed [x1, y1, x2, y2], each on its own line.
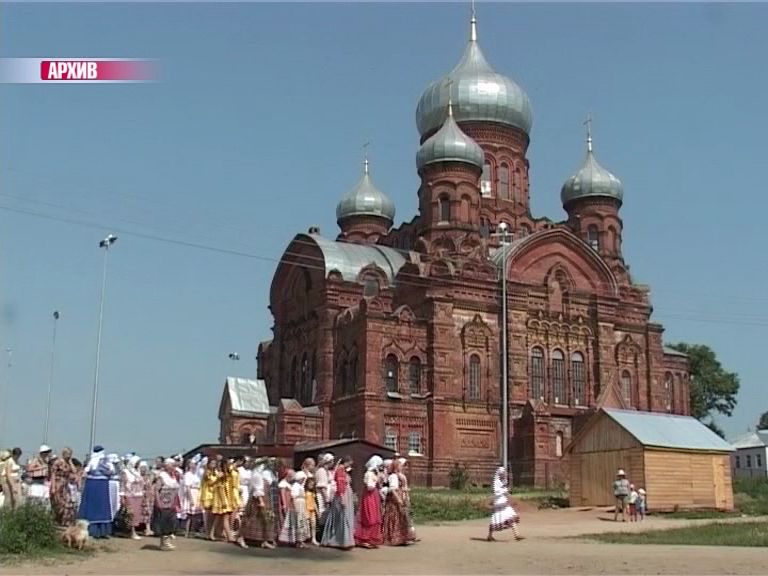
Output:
[2, 508, 766, 575]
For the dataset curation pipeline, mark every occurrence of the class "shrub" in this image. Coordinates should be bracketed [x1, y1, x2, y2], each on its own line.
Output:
[0, 503, 60, 555]
[448, 462, 471, 491]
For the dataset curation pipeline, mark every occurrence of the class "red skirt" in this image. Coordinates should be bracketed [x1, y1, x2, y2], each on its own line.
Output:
[354, 488, 382, 546]
[381, 492, 410, 546]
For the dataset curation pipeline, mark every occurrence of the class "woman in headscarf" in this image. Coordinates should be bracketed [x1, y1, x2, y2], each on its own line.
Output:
[107, 453, 122, 523]
[278, 470, 310, 548]
[397, 457, 418, 543]
[153, 458, 181, 551]
[199, 458, 217, 539]
[120, 455, 145, 540]
[354, 455, 383, 549]
[381, 459, 410, 546]
[138, 461, 154, 536]
[180, 460, 203, 538]
[237, 460, 276, 550]
[78, 446, 115, 539]
[320, 456, 355, 551]
[487, 466, 522, 542]
[313, 453, 333, 531]
[49, 447, 78, 526]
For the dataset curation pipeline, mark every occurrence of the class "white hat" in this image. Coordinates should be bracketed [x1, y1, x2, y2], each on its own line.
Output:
[321, 453, 335, 465]
[39, 444, 52, 453]
[295, 470, 307, 482]
[617, 469, 626, 476]
[164, 457, 176, 466]
[638, 488, 646, 495]
[366, 455, 383, 471]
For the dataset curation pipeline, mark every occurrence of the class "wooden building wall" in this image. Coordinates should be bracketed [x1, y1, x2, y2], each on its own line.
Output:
[644, 450, 734, 511]
[569, 413, 645, 507]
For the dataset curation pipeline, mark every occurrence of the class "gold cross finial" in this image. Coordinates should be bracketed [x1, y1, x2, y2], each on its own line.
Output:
[584, 114, 593, 152]
[363, 141, 370, 174]
[446, 79, 454, 118]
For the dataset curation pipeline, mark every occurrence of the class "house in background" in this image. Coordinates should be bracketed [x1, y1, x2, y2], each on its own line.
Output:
[730, 430, 768, 479]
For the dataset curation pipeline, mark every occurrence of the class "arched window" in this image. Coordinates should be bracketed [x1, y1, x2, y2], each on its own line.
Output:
[438, 196, 450, 223]
[468, 354, 481, 400]
[384, 354, 399, 393]
[519, 224, 531, 237]
[481, 163, 492, 197]
[339, 358, 348, 395]
[480, 218, 490, 239]
[621, 370, 632, 406]
[571, 352, 585, 406]
[587, 225, 600, 251]
[290, 356, 297, 398]
[362, 275, 379, 299]
[459, 196, 470, 222]
[530, 347, 545, 400]
[499, 164, 510, 200]
[348, 355, 358, 395]
[555, 431, 564, 458]
[301, 353, 309, 404]
[663, 373, 673, 412]
[408, 357, 421, 395]
[552, 349, 565, 404]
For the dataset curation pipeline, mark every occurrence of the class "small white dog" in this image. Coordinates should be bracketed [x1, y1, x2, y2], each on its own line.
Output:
[61, 519, 90, 550]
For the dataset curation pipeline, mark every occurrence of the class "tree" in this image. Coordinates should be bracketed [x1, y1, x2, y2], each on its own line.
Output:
[705, 420, 726, 439]
[666, 343, 739, 423]
[758, 411, 768, 431]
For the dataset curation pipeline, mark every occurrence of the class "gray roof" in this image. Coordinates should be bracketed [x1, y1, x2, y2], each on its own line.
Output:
[663, 346, 689, 358]
[302, 233, 407, 284]
[730, 430, 768, 449]
[336, 161, 395, 223]
[223, 377, 270, 415]
[604, 408, 734, 452]
[561, 142, 623, 207]
[416, 104, 484, 172]
[415, 16, 532, 137]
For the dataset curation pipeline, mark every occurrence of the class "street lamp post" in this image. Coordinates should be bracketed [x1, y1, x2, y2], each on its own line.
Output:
[43, 311, 60, 444]
[0, 348, 11, 446]
[493, 222, 511, 472]
[89, 234, 117, 455]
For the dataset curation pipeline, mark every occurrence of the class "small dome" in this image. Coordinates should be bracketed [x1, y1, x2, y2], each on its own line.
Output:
[561, 132, 623, 207]
[336, 159, 396, 224]
[416, 101, 485, 172]
[415, 15, 533, 138]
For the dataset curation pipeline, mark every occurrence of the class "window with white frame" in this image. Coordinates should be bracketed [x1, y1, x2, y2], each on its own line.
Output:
[552, 349, 565, 404]
[384, 428, 398, 452]
[407, 431, 422, 455]
[531, 347, 545, 400]
[481, 163, 492, 197]
[571, 352, 585, 406]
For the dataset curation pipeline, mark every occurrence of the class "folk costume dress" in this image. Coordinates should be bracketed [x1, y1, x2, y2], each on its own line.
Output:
[354, 464, 383, 548]
[50, 456, 78, 526]
[320, 466, 355, 550]
[78, 450, 115, 538]
[382, 471, 410, 546]
[278, 475, 310, 546]
[121, 459, 145, 528]
[211, 468, 240, 515]
[488, 467, 521, 538]
[314, 462, 330, 524]
[239, 467, 276, 544]
[153, 470, 180, 537]
[180, 469, 203, 519]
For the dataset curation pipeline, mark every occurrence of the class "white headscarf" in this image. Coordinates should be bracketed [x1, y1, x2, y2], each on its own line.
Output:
[366, 455, 383, 471]
[85, 449, 105, 473]
[128, 455, 141, 468]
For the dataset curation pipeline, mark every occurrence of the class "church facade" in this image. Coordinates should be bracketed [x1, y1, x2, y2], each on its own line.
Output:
[255, 13, 690, 487]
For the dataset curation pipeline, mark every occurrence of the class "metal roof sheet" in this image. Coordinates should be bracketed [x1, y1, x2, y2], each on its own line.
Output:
[663, 346, 689, 358]
[225, 377, 270, 415]
[603, 408, 734, 452]
[304, 233, 407, 284]
[730, 430, 768, 449]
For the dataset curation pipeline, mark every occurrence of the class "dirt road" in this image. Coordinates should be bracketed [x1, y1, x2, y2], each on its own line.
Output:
[2, 508, 765, 575]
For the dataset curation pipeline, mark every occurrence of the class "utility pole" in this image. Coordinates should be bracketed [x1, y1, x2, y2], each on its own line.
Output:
[492, 222, 511, 471]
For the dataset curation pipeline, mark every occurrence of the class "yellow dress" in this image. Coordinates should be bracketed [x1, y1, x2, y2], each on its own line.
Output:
[211, 469, 240, 515]
[200, 469, 219, 511]
[305, 489, 317, 519]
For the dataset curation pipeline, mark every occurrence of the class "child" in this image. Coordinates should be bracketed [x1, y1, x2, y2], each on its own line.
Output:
[628, 484, 638, 522]
[304, 477, 319, 545]
[637, 488, 646, 520]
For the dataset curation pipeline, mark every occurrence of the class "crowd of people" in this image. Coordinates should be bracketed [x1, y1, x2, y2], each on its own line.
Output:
[0, 444, 525, 551]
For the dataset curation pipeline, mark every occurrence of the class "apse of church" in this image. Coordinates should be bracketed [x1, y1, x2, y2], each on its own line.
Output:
[253, 11, 691, 488]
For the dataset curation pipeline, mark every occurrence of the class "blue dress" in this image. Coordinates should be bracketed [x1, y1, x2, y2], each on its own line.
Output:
[78, 459, 114, 538]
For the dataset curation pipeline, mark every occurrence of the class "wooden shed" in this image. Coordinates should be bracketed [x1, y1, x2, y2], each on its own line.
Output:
[567, 408, 734, 511]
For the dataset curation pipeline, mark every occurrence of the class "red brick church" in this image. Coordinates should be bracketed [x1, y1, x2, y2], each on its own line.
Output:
[248, 12, 691, 487]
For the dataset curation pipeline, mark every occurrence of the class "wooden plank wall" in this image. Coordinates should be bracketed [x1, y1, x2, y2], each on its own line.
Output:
[644, 450, 734, 511]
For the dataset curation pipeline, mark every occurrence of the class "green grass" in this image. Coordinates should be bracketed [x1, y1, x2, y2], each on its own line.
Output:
[585, 521, 768, 547]
[658, 478, 768, 520]
[410, 486, 567, 523]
